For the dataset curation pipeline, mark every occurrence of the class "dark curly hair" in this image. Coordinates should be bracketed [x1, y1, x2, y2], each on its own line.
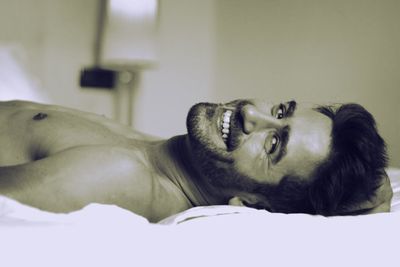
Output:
[256, 103, 388, 215]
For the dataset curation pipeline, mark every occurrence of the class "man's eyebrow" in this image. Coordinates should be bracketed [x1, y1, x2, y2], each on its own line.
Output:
[272, 125, 290, 165]
[271, 101, 296, 165]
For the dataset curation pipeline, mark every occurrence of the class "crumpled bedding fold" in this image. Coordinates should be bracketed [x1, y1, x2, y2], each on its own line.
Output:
[0, 167, 399, 266]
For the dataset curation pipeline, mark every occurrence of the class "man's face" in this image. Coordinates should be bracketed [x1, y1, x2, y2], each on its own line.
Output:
[186, 99, 332, 195]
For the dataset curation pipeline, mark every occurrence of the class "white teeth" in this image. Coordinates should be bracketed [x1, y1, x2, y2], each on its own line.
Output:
[221, 110, 232, 142]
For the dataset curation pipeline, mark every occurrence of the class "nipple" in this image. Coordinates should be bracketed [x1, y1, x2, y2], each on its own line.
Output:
[33, 112, 48, 121]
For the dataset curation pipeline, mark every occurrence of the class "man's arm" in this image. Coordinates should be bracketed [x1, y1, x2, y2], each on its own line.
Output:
[0, 145, 153, 214]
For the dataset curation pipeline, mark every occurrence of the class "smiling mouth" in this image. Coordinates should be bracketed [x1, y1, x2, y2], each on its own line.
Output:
[217, 101, 248, 152]
[219, 106, 239, 149]
[220, 109, 233, 146]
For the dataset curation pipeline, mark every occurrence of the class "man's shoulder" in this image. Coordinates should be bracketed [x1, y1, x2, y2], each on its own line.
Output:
[40, 144, 157, 198]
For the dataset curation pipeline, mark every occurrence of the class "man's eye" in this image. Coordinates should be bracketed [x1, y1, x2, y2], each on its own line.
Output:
[275, 104, 286, 119]
[266, 135, 279, 154]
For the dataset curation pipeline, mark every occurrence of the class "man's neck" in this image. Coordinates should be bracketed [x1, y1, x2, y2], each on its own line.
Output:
[148, 135, 225, 207]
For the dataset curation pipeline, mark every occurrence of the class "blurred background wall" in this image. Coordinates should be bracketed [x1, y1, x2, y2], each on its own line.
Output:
[0, 0, 114, 115]
[214, 0, 400, 168]
[0, 0, 399, 167]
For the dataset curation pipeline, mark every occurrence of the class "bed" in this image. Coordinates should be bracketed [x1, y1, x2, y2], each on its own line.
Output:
[1, 167, 399, 267]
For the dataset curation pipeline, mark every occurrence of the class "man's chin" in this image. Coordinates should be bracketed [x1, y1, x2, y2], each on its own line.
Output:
[186, 102, 232, 162]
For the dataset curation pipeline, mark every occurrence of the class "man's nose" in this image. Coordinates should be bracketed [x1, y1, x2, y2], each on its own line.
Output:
[240, 104, 283, 134]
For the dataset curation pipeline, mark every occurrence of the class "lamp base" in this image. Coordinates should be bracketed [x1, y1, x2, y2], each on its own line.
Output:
[79, 67, 117, 89]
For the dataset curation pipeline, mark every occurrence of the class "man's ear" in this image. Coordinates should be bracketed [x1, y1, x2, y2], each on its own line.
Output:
[228, 194, 270, 209]
[228, 196, 245, 206]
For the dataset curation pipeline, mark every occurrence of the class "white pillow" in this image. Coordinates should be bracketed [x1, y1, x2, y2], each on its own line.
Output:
[161, 167, 400, 225]
[388, 167, 400, 212]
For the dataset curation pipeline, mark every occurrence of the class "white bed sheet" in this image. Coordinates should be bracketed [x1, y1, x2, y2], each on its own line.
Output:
[1, 167, 399, 267]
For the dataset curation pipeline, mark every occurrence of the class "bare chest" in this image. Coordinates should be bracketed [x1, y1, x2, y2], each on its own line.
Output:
[0, 108, 130, 165]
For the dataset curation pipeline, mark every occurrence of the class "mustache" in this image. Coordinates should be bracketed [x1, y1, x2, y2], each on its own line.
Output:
[223, 99, 253, 108]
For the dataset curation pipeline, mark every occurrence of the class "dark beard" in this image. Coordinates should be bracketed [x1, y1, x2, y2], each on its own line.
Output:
[186, 102, 230, 162]
[197, 156, 261, 194]
[186, 100, 252, 159]
[186, 102, 261, 194]
[185, 101, 312, 212]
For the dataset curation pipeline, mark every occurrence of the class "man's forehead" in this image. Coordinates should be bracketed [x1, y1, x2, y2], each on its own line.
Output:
[278, 107, 332, 180]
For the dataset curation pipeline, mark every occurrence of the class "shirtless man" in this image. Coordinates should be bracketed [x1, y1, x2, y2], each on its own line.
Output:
[0, 99, 392, 222]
